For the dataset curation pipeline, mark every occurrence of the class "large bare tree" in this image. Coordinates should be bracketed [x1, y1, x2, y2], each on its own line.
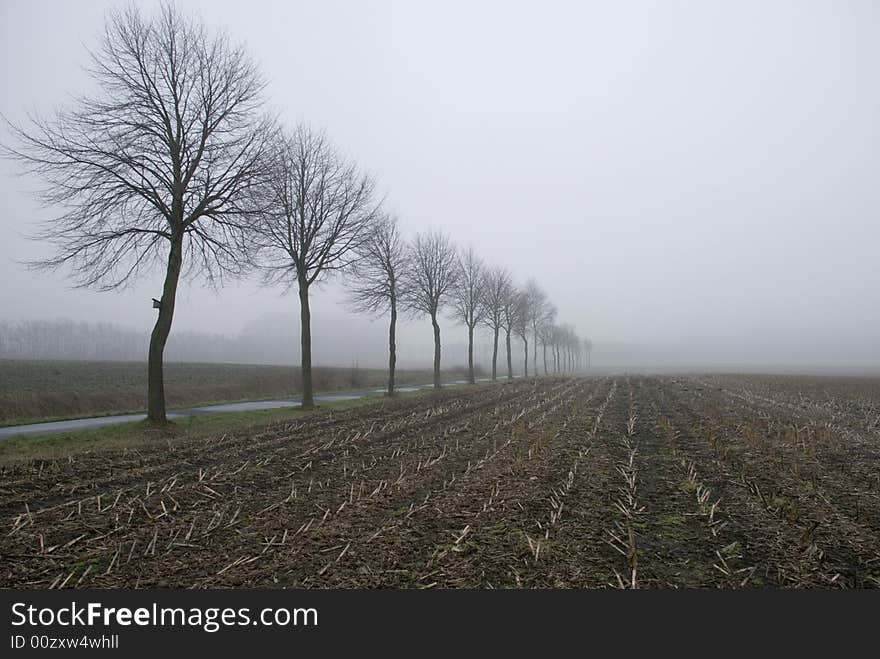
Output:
[403, 230, 459, 389]
[347, 214, 407, 395]
[3, 4, 274, 422]
[479, 266, 512, 382]
[450, 246, 486, 385]
[253, 125, 378, 408]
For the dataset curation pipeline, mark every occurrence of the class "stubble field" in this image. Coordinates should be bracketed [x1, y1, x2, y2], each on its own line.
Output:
[1, 374, 878, 588]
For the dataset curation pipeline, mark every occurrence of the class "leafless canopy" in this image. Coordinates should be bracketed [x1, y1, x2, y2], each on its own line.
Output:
[403, 229, 459, 388]
[403, 230, 460, 317]
[480, 266, 513, 335]
[523, 280, 550, 337]
[346, 213, 406, 395]
[347, 214, 406, 316]
[538, 304, 559, 344]
[4, 2, 274, 290]
[511, 289, 530, 342]
[450, 246, 486, 384]
[251, 124, 379, 289]
[479, 266, 513, 380]
[451, 246, 486, 330]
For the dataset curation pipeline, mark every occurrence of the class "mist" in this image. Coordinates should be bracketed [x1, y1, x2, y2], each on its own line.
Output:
[2, 0, 878, 373]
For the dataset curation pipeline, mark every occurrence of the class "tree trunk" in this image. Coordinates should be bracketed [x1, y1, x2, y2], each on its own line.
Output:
[431, 313, 441, 388]
[505, 328, 513, 381]
[523, 337, 529, 378]
[532, 327, 538, 378]
[299, 278, 314, 409]
[147, 235, 183, 423]
[543, 342, 548, 375]
[467, 324, 475, 385]
[387, 296, 397, 395]
[492, 327, 499, 381]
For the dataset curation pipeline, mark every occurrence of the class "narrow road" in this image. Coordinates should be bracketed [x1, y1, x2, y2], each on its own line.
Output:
[0, 379, 492, 440]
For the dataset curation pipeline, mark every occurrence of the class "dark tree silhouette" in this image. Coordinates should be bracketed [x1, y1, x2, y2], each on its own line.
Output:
[450, 246, 486, 385]
[3, 3, 274, 422]
[252, 125, 378, 408]
[403, 230, 459, 389]
[479, 266, 512, 382]
[347, 214, 407, 395]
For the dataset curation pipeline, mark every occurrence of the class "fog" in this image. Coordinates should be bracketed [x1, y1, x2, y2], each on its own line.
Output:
[1, 0, 878, 372]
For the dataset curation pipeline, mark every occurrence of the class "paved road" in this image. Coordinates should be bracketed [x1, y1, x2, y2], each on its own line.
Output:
[0, 379, 489, 440]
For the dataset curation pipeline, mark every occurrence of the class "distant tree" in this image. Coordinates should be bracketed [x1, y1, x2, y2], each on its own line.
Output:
[450, 246, 486, 385]
[252, 125, 379, 408]
[3, 4, 274, 422]
[561, 324, 576, 373]
[346, 214, 407, 395]
[500, 284, 524, 381]
[549, 324, 563, 374]
[402, 230, 459, 389]
[479, 266, 512, 381]
[584, 337, 593, 370]
[523, 280, 541, 376]
[539, 306, 558, 375]
[511, 290, 531, 378]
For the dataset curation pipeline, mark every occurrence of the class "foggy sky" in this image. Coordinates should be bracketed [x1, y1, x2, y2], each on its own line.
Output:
[1, 0, 878, 371]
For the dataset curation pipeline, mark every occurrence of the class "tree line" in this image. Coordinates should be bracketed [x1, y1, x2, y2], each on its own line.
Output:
[3, 3, 591, 423]
[0, 319, 271, 364]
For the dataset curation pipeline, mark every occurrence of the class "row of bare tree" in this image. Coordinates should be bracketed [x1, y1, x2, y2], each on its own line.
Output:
[3, 3, 590, 423]
[347, 221, 591, 396]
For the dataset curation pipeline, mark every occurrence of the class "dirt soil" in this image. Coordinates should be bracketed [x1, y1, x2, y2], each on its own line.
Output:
[1, 375, 878, 588]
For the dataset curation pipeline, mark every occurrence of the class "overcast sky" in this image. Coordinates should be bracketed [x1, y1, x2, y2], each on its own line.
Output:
[1, 0, 878, 370]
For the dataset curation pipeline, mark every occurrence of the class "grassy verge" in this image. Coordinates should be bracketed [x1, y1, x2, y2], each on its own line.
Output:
[0, 383, 478, 464]
[0, 384, 408, 428]
[0, 359, 483, 425]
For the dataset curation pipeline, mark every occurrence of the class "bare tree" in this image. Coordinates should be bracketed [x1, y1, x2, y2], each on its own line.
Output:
[347, 214, 406, 395]
[253, 125, 378, 408]
[539, 305, 558, 375]
[521, 279, 549, 378]
[584, 337, 593, 370]
[501, 284, 522, 381]
[3, 4, 274, 422]
[511, 289, 531, 377]
[402, 230, 459, 389]
[479, 266, 512, 381]
[450, 246, 486, 385]
[551, 325, 562, 373]
[560, 324, 576, 373]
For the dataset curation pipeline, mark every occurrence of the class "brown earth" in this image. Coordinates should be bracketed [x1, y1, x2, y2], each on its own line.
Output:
[1, 375, 878, 588]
